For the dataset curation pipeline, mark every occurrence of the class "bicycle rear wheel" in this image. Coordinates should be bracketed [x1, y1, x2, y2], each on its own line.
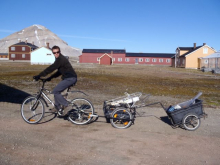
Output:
[68, 98, 94, 125]
[110, 108, 133, 129]
[21, 96, 45, 124]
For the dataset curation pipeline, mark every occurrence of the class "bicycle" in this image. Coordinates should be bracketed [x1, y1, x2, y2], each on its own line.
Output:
[21, 78, 96, 125]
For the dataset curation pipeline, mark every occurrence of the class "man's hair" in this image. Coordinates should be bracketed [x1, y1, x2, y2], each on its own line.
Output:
[52, 45, 61, 52]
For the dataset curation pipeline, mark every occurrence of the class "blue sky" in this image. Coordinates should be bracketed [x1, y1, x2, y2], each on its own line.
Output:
[0, 0, 219, 53]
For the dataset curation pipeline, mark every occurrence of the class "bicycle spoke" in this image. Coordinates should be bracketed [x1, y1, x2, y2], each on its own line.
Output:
[68, 98, 94, 125]
[21, 96, 44, 124]
[110, 109, 133, 129]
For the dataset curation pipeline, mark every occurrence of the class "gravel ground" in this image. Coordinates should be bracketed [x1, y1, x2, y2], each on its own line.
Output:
[0, 101, 219, 165]
[0, 62, 220, 165]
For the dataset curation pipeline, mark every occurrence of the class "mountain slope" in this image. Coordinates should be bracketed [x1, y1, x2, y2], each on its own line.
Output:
[0, 24, 81, 57]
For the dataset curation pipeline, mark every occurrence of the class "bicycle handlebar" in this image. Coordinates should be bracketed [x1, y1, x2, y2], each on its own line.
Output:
[33, 78, 48, 83]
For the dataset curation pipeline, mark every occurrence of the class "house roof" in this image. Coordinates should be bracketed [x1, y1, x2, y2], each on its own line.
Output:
[126, 53, 174, 58]
[178, 47, 198, 50]
[82, 49, 126, 54]
[179, 46, 203, 57]
[12, 42, 38, 49]
[201, 52, 220, 59]
[100, 53, 112, 59]
[31, 46, 52, 53]
[0, 53, 8, 55]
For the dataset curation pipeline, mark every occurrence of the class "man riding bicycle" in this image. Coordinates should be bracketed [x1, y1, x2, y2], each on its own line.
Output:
[33, 45, 77, 114]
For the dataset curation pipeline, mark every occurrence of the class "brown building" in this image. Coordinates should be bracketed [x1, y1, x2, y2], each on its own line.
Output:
[8, 41, 38, 61]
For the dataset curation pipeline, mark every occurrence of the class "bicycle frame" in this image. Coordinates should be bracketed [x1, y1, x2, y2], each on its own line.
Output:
[34, 79, 88, 109]
[34, 80, 55, 109]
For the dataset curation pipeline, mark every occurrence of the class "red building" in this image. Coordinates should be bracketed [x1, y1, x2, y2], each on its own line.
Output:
[9, 41, 38, 61]
[79, 49, 125, 65]
[99, 53, 112, 65]
[125, 53, 174, 65]
[80, 49, 174, 66]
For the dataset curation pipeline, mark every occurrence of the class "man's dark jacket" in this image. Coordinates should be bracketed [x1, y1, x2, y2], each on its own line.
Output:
[39, 54, 77, 79]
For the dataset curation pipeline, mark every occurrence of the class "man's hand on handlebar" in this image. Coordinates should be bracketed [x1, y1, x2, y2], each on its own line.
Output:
[33, 75, 52, 82]
[33, 75, 40, 81]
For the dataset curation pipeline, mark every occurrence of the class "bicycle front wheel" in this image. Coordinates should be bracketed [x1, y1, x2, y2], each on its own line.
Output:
[68, 98, 94, 125]
[110, 108, 133, 129]
[21, 96, 45, 124]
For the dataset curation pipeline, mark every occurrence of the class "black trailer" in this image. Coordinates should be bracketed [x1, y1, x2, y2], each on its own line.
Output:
[102, 92, 207, 130]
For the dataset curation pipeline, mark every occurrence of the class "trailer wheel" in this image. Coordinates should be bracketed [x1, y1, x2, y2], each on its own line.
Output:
[110, 108, 133, 129]
[182, 113, 201, 131]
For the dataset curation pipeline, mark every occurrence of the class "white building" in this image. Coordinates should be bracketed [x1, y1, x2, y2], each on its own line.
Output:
[31, 47, 55, 65]
[200, 51, 220, 69]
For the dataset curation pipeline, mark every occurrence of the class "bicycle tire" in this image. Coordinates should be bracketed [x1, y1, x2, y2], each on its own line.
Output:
[110, 108, 133, 129]
[21, 96, 45, 124]
[182, 113, 201, 131]
[68, 98, 94, 125]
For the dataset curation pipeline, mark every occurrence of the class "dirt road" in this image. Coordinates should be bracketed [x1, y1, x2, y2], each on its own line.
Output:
[0, 102, 220, 165]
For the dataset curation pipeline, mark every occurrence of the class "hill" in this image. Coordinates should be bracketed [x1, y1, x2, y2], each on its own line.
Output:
[0, 24, 81, 57]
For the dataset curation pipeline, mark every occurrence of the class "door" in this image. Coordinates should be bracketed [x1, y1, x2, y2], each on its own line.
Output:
[135, 58, 138, 64]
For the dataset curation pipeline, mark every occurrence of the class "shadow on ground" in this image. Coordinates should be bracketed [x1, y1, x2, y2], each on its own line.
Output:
[38, 112, 57, 124]
[160, 116, 173, 126]
[0, 83, 31, 104]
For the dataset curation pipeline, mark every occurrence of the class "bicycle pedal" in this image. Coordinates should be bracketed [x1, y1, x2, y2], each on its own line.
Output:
[58, 109, 64, 116]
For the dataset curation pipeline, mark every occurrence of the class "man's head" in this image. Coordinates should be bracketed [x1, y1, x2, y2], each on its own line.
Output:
[52, 46, 61, 58]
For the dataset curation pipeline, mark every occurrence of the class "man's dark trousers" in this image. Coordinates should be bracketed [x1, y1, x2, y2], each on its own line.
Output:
[52, 77, 77, 109]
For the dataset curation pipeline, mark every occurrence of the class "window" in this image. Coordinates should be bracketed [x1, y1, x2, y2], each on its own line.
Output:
[203, 48, 208, 54]
[22, 54, 25, 58]
[139, 58, 143, 62]
[22, 47, 25, 51]
[125, 58, 129, 62]
[204, 59, 208, 64]
[11, 47, 15, 51]
[166, 59, 170, 63]
[159, 59, 163, 62]
[152, 59, 156, 62]
[11, 54, 15, 58]
[112, 58, 115, 61]
[118, 58, 122, 62]
[145, 58, 149, 62]
[97, 57, 100, 61]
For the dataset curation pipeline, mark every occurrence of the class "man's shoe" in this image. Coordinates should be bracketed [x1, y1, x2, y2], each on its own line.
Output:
[58, 104, 71, 116]
[57, 109, 64, 116]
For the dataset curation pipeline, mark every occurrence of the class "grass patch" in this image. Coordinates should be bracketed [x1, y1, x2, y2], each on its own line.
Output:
[0, 62, 219, 107]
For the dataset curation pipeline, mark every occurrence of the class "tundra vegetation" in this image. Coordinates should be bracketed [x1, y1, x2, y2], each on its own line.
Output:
[0, 61, 219, 107]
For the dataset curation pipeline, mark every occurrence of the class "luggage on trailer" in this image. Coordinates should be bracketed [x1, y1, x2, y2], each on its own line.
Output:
[167, 92, 203, 112]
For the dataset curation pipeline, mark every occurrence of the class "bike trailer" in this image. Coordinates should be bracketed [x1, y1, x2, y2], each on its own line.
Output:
[166, 99, 204, 125]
